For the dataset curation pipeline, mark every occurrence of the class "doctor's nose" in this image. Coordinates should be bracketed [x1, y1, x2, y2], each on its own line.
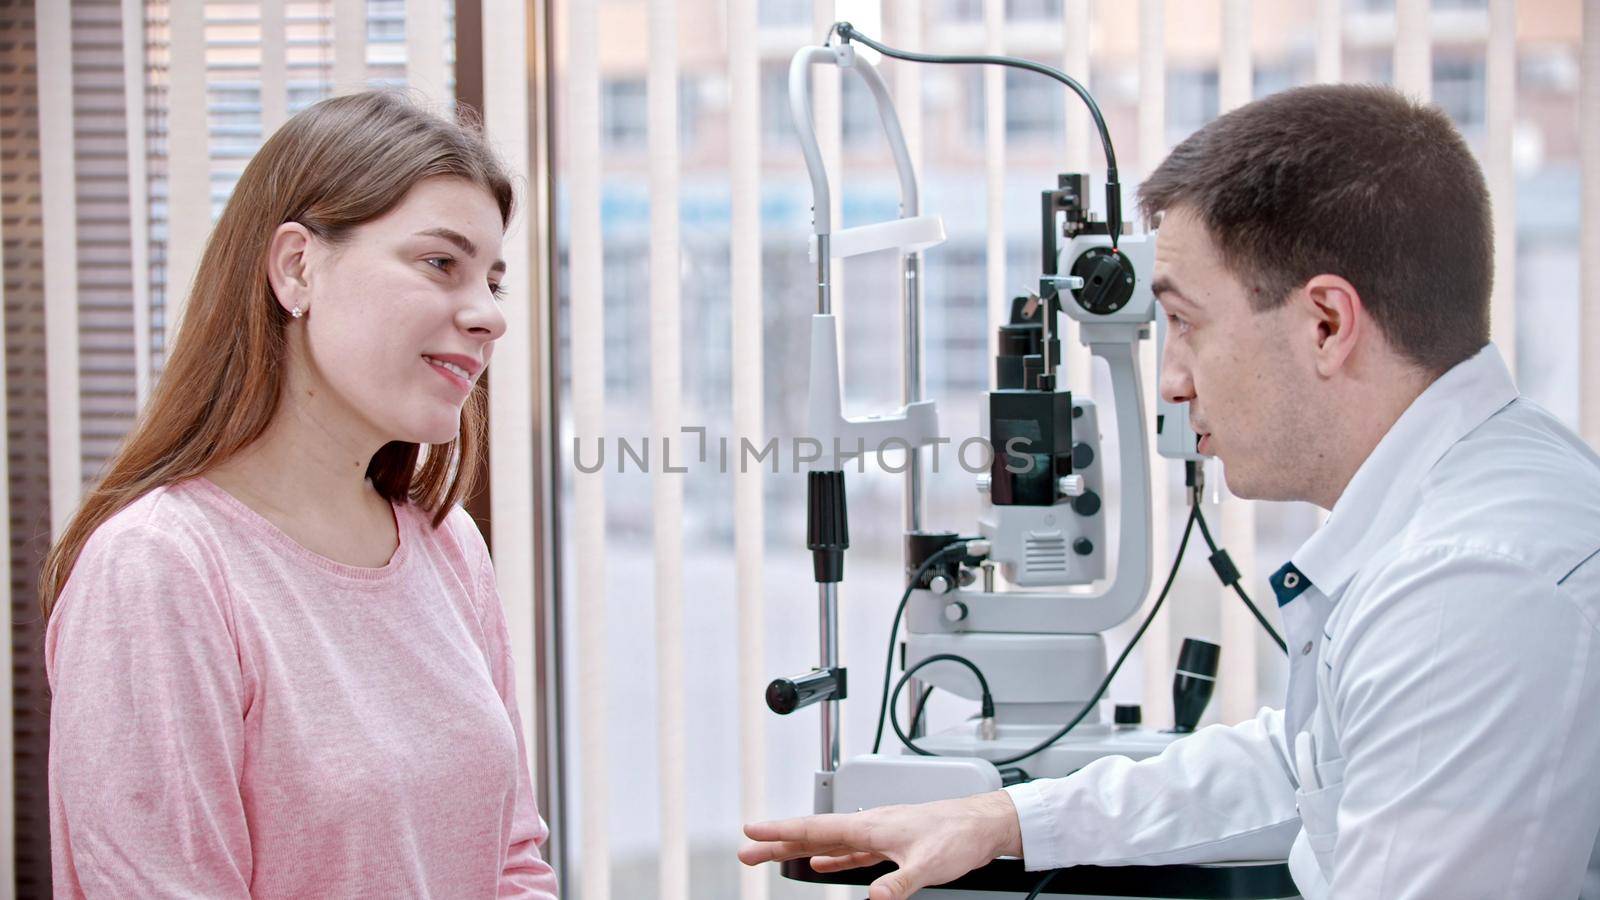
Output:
[1159, 347, 1194, 407]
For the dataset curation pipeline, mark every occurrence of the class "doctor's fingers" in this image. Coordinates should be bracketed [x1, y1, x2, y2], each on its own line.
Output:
[741, 812, 879, 860]
[738, 837, 862, 865]
[809, 851, 889, 872]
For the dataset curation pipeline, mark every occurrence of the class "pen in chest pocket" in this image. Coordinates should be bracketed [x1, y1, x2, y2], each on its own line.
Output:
[1295, 730, 1321, 791]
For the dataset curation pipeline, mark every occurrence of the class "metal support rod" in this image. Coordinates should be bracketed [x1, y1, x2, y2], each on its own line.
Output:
[906, 675, 926, 738]
[815, 233, 838, 773]
[819, 583, 840, 770]
[903, 253, 924, 531]
[903, 251, 926, 737]
[816, 235, 832, 315]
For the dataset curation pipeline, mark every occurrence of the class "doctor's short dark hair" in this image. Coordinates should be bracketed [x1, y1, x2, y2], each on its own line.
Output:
[1138, 83, 1491, 377]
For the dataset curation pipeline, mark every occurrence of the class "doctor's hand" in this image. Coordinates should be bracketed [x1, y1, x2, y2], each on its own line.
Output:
[738, 790, 1023, 900]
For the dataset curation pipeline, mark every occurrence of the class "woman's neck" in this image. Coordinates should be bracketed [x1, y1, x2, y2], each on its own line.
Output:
[206, 379, 399, 566]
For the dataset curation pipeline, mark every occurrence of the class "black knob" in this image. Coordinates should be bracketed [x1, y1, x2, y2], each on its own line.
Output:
[1073, 537, 1094, 556]
[1172, 638, 1220, 734]
[1071, 246, 1137, 315]
[1072, 441, 1095, 469]
[807, 472, 849, 583]
[766, 680, 798, 714]
[1114, 704, 1142, 726]
[1178, 637, 1221, 676]
[1072, 490, 1101, 516]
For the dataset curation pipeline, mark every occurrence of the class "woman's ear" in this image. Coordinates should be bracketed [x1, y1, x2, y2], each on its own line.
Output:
[267, 222, 314, 316]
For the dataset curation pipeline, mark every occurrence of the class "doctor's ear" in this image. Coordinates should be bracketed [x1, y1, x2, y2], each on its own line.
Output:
[266, 222, 314, 316]
[1301, 274, 1364, 377]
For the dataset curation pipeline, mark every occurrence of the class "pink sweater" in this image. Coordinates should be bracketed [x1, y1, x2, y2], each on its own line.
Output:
[46, 478, 559, 898]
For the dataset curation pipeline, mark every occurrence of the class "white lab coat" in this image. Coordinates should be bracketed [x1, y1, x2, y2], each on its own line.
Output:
[1004, 344, 1600, 898]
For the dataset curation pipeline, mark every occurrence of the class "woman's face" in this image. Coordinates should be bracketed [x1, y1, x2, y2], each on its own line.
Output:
[290, 176, 508, 447]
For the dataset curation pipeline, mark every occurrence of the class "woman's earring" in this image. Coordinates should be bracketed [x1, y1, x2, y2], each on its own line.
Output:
[291, 305, 303, 319]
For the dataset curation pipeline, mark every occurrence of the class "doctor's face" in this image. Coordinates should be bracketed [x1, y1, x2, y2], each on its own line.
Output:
[1154, 206, 1320, 501]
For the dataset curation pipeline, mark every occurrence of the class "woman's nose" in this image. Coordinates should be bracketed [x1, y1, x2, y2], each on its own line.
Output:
[457, 287, 507, 341]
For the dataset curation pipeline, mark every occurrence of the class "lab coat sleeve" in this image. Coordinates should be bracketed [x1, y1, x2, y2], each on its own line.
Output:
[1326, 543, 1600, 898]
[1003, 706, 1302, 870]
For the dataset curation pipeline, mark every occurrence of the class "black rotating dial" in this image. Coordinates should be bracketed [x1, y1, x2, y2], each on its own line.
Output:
[1070, 246, 1137, 316]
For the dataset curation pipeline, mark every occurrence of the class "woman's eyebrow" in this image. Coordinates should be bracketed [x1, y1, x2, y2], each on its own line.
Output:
[414, 227, 507, 275]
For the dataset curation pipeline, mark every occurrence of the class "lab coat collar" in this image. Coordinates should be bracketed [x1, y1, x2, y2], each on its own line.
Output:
[1290, 342, 1518, 598]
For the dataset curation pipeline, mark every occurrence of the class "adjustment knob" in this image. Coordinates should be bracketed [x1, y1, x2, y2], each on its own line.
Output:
[1057, 474, 1085, 497]
[1070, 246, 1137, 316]
[1073, 537, 1094, 556]
[928, 574, 952, 595]
[976, 474, 991, 494]
[1073, 441, 1095, 469]
[1072, 490, 1102, 516]
[943, 601, 969, 623]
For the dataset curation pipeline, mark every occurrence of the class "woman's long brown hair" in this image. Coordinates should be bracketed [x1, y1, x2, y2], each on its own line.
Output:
[39, 90, 514, 619]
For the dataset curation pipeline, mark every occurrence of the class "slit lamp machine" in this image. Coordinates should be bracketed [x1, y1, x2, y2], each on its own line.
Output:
[761, 23, 1229, 821]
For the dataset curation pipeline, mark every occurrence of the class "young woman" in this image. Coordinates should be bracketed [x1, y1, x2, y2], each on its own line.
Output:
[40, 91, 559, 898]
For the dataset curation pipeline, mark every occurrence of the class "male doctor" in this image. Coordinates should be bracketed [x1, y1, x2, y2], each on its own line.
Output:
[739, 83, 1600, 899]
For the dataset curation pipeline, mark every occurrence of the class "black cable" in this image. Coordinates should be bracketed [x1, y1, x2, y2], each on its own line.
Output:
[889, 654, 995, 756]
[831, 22, 1123, 249]
[889, 506, 1200, 766]
[1192, 507, 1290, 655]
[872, 540, 980, 753]
[1026, 868, 1063, 900]
[907, 685, 934, 738]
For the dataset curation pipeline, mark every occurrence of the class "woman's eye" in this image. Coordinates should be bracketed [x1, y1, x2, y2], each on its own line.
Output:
[1166, 312, 1190, 334]
[427, 257, 505, 301]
